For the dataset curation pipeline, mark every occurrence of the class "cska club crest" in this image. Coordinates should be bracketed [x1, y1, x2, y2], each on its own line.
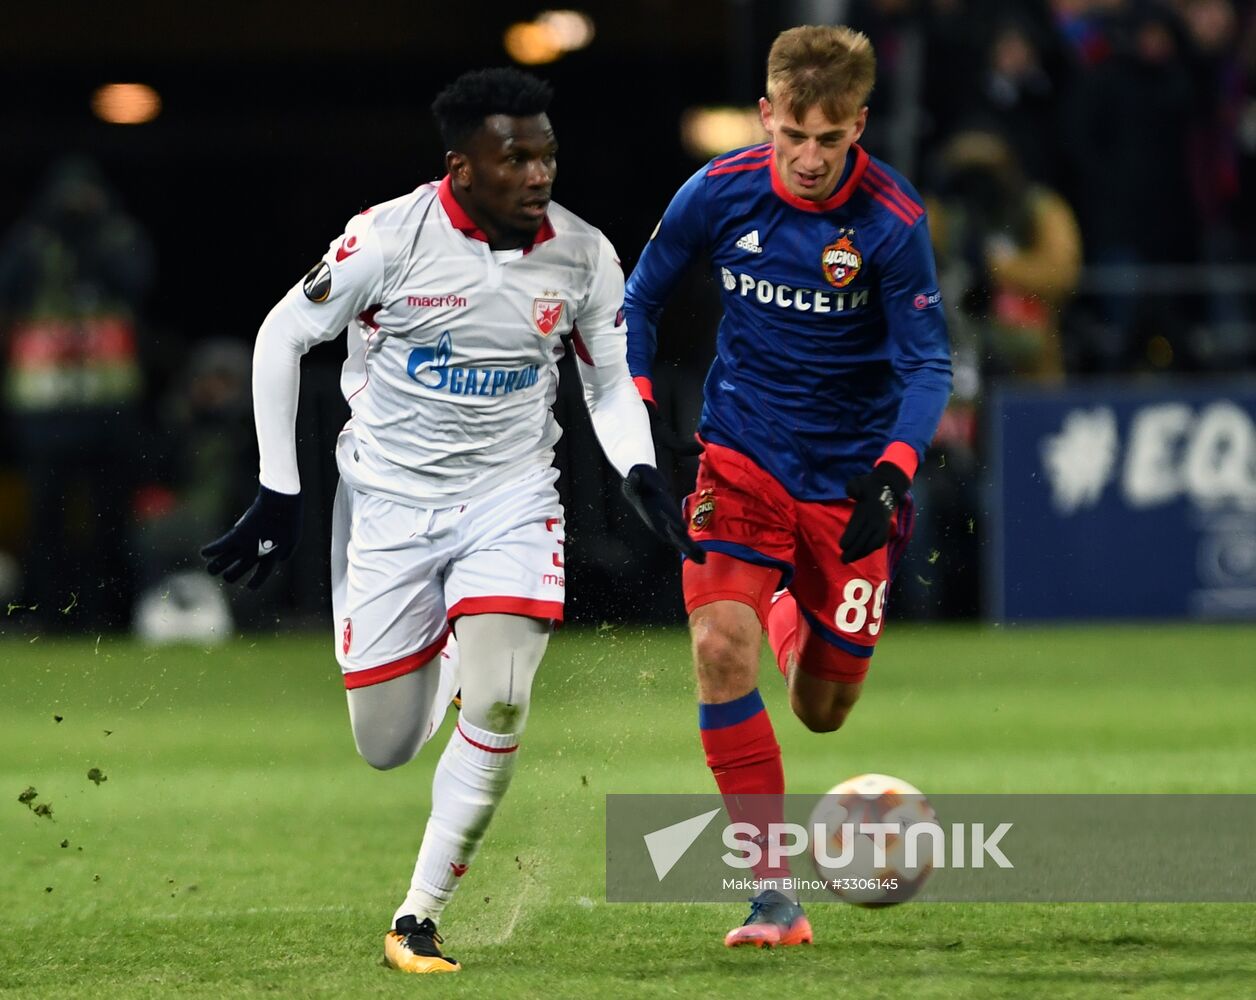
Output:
[533, 297, 564, 336]
[690, 489, 715, 531]
[342, 618, 352, 655]
[821, 231, 862, 288]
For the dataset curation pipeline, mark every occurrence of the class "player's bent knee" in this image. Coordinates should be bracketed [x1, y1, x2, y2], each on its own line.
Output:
[790, 695, 854, 733]
[789, 673, 862, 734]
[691, 606, 760, 694]
[358, 744, 415, 771]
[484, 699, 524, 733]
[692, 626, 745, 674]
[453, 613, 549, 735]
[354, 731, 423, 770]
[345, 665, 441, 770]
[691, 603, 760, 662]
[349, 699, 429, 768]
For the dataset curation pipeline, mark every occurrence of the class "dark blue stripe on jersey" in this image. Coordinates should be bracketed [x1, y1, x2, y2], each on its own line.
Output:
[697, 540, 795, 588]
[698, 688, 766, 731]
[796, 603, 875, 658]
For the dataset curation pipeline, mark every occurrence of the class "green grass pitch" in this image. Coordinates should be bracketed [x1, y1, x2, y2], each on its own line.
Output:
[2, 623, 1254, 998]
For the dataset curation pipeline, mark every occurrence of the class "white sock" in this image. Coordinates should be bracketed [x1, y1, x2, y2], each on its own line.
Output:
[393, 717, 519, 926]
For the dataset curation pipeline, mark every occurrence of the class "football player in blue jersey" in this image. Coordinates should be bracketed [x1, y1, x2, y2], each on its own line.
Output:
[625, 25, 952, 947]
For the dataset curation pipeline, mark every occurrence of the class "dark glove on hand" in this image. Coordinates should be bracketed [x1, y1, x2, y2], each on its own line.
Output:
[622, 464, 706, 563]
[645, 401, 703, 457]
[839, 462, 910, 564]
[201, 485, 303, 590]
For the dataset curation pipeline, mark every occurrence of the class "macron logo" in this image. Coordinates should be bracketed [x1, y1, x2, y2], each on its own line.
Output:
[643, 808, 721, 881]
[735, 230, 763, 254]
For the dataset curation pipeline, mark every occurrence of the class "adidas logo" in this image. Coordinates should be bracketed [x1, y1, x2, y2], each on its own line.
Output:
[735, 229, 763, 254]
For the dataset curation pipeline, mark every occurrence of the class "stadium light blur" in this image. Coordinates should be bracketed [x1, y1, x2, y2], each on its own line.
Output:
[680, 106, 765, 158]
[504, 11, 595, 64]
[536, 10, 595, 51]
[91, 83, 161, 125]
[504, 21, 565, 64]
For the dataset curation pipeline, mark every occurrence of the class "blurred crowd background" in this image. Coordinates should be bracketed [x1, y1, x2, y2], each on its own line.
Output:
[1, 0, 1253, 638]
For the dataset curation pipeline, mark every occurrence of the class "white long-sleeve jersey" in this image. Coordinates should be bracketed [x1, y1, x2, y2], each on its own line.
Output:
[252, 177, 655, 506]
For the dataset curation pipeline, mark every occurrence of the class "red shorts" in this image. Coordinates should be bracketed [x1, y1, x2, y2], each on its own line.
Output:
[682, 441, 914, 673]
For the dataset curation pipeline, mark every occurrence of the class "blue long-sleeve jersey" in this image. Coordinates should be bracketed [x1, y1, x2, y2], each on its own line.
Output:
[625, 142, 952, 501]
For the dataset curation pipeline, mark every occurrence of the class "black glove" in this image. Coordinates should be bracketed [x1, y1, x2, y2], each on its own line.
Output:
[622, 464, 706, 563]
[645, 401, 703, 458]
[839, 463, 910, 564]
[201, 485, 303, 590]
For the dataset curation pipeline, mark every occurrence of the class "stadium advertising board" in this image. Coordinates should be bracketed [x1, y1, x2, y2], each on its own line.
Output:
[988, 383, 1256, 621]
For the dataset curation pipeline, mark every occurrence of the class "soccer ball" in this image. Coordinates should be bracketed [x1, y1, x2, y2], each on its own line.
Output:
[807, 772, 938, 906]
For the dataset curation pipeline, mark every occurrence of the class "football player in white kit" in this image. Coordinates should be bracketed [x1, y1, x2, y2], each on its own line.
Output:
[202, 68, 703, 974]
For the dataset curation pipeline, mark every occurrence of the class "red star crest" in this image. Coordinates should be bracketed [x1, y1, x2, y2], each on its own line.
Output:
[533, 297, 564, 336]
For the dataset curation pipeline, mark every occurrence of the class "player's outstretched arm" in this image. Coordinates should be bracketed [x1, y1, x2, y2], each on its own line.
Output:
[201, 297, 323, 589]
[839, 205, 953, 564]
[202, 298, 314, 590]
[624, 166, 709, 460]
[622, 464, 705, 563]
[202, 213, 384, 589]
[573, 233, 704, 563]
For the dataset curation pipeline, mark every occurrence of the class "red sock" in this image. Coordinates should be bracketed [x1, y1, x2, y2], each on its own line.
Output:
[766, 591, 799, 679]
[699, 690, 789, 885]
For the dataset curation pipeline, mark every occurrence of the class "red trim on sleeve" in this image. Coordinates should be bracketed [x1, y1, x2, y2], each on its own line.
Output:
[861, 188, 916, 226]
[860, 180, 923, 228]
[343, 628, 450, 690]
[570, 324, 594, 365]
[447, 597, 564, 623]
[633, 376, 656, 406]
[710, 143, 772, 169]
[877, 441, 920, 481]
[707, 161, 771, 178]
[863, 162, 924, 218]
[769, 144, 869, 213]
[456, 723, 519, 754]
[860, 163, 925, 228]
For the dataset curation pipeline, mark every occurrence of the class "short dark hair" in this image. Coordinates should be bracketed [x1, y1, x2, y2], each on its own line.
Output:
[431, 68, 554, 151]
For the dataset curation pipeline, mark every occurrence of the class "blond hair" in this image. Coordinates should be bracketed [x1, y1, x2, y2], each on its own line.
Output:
[766, 25, 876, 124]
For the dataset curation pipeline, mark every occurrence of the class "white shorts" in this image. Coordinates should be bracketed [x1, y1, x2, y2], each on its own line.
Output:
[330, 464, 565, 688]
